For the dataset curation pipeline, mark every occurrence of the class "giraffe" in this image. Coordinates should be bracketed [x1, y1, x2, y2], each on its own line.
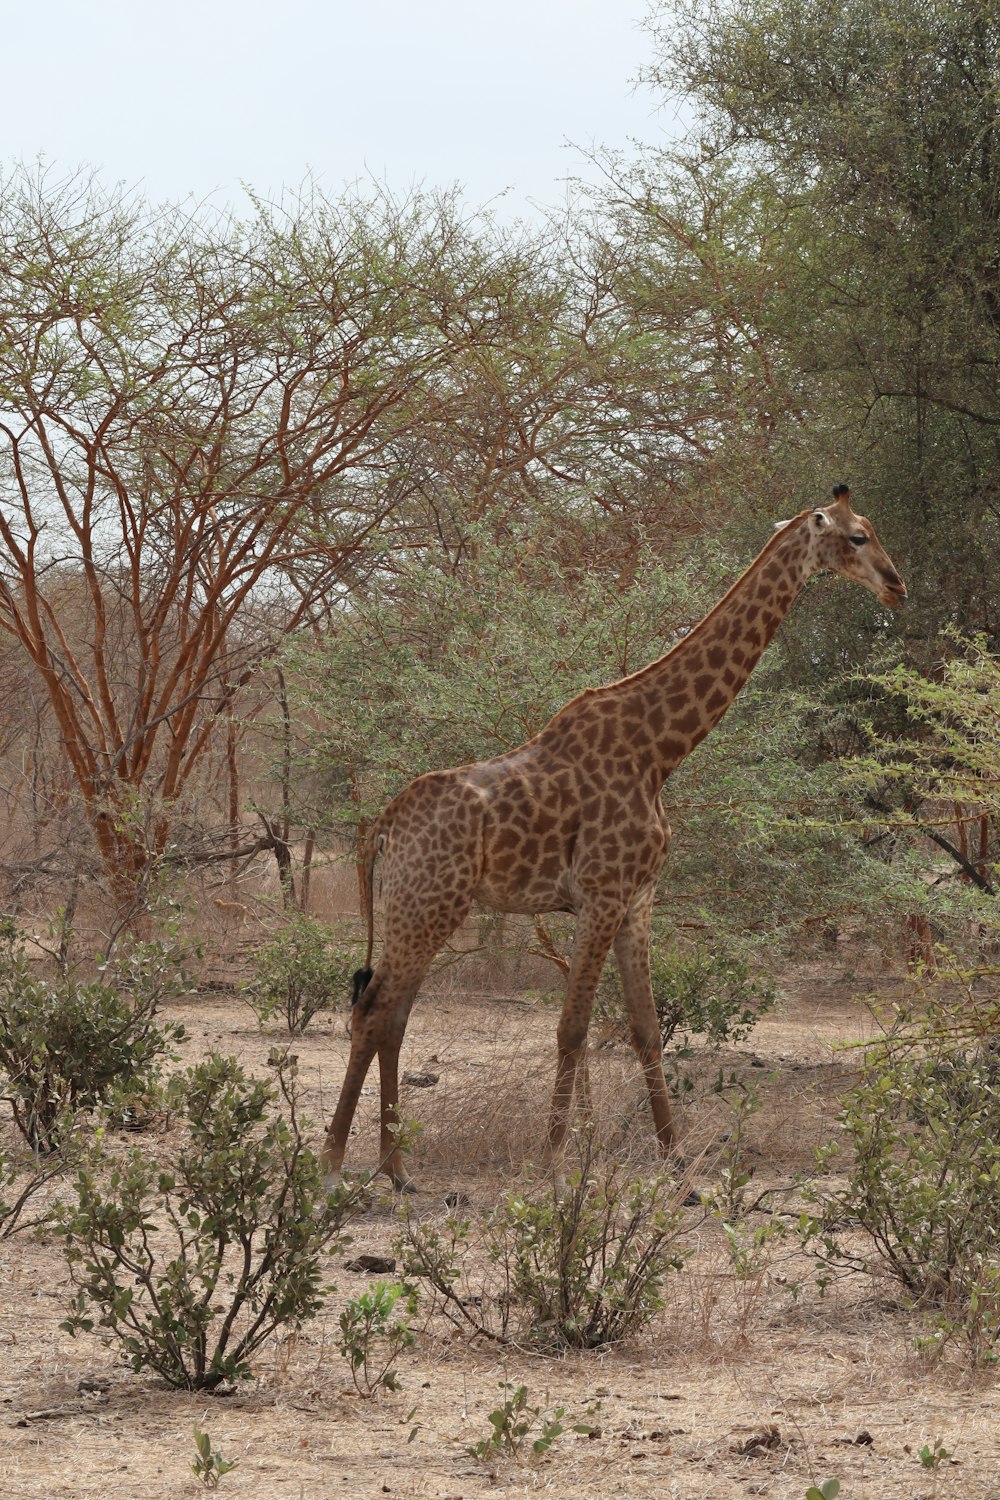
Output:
[321, 486, 906, 1190]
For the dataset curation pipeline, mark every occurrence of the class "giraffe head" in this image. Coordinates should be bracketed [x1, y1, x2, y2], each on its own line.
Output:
[779, 484, 907, 609]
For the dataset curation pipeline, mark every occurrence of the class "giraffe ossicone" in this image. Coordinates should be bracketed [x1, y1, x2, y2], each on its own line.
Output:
[321, 488, 906, 1191]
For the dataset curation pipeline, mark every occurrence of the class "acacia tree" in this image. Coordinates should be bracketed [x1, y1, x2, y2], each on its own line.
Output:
[0, 168, 609, 897]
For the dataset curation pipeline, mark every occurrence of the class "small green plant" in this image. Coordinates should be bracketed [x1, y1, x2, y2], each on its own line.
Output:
[399, 1144, 685, 1349]
[192, 1425, 239, 1488]
[918, 1437, 950, 1470]
[0, 918, 187, 1152]
[245, 912, 357, 1033]
[466, 1381, 598, 1462]
[395, 1210, 491, 1334]
[694, 1080, 796, 1340]
[915, 1260, 1000, 1368]
[338, 1280, 418, 1396]
[494, 1160, 685, 1348]
[805, 1481, 840, 1500]
[700, 1077, 771, 1221]
[58, 1054, 363, 1389]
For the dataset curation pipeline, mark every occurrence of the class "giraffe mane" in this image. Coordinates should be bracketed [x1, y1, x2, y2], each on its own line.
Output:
[592, 507, 815, 696]
[662, 507, 812, 652]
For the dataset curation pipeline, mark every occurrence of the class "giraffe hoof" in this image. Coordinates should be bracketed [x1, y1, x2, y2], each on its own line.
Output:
[393, 1178, 419, 1195]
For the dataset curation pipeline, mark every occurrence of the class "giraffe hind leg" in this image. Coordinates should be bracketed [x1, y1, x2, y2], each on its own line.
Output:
[324, 785, 485, 1189]
[321, 967, 384, 1187]
[324, 893, 478, 1188]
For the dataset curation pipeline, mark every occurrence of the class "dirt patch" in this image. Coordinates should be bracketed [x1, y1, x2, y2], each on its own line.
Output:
[1, 970, 999, 1499]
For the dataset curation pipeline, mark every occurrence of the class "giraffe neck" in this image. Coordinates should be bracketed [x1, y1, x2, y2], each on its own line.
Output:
[619, 512, 815, 778]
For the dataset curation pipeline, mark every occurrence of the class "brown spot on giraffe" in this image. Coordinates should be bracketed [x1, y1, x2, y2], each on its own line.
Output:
[321, 487, 906, 1190]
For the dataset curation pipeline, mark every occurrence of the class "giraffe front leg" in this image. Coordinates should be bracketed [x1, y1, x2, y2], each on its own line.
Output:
[544, 914, 618, 1190]
[613, 887, 683, 1166]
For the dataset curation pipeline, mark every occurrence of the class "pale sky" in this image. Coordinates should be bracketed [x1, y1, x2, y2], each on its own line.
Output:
[2, 1, 680, 216]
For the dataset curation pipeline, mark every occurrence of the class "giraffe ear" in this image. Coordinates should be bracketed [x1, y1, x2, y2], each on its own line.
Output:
[772, 518, 793, 532]
[811, 509, 832, 529]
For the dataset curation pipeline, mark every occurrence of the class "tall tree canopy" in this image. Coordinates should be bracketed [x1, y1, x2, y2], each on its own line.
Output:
[642, 0, 1000, 648]
[0, 169, 645, 891]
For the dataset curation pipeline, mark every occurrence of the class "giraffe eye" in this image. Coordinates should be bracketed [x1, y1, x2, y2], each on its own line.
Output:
[850, 534, 868, 547]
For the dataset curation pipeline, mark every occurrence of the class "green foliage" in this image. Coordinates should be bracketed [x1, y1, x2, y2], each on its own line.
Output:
[394, 1210, 483, 1330]
[337, 1280, 418, 1397]
[57, 1054, 363, 1390]
[493, 1166, 684, 1349]
[648, 944, 776, 1051]
[700, 1077, 779, 1231]
[652, 0, 1000, 632]
[245, 912, 356, 1034]
[857, 633, 1000, 813]
[845, 632, 1000, 944]
[399, 1151, 684, 1350]
[191, 1426, 240, 1488]
[294, 543, 701, 826]
[802, 1004, 1000, 1363]
[918, 1438, 950, 1471]
[0, 919, 186, 1152]
[665, 674, 923, 956]
[466, 1381, 598, 1463]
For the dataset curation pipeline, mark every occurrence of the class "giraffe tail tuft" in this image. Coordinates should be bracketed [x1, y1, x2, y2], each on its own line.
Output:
[351, 967, 374, 1005]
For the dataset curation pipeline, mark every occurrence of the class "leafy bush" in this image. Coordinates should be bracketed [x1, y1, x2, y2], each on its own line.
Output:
[399, 1147, 685, 1349]
[802, 1009, 1000, 1361]
[494, 1162, 685, 1348]
[338, 1280, 418, 1396]
[245, 913, 357, 1033]
[0, 919, 187, 1152]
[649, 945, 776, 1051]
[843, 630, 1000, 957]
[58, 1054, 363, 1389]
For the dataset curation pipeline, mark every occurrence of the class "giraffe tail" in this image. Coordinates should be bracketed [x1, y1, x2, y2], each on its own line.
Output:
[351, 824, 383, 1009]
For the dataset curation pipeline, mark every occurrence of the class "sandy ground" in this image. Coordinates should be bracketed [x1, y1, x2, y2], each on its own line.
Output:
[2, 953, 999, 1500]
